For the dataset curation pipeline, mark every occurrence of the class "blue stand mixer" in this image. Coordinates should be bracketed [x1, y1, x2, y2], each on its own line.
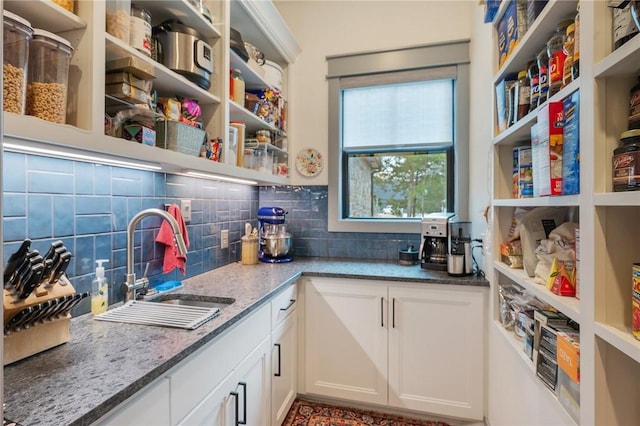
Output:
[258, 207, 293, 263]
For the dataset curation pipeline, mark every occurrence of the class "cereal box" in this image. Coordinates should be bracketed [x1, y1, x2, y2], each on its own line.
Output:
[497, 1, 519, 67]
[534, 101, 564, 196]
[562, 91, 580, 195]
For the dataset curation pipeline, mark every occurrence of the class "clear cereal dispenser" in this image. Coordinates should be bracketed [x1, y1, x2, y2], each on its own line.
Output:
[26, 29, 74, 124]
[3, 11, 33, 115]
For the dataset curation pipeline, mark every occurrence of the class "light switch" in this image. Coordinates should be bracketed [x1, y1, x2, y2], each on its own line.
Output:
[221, 229, 229, 249]
[180, 199, 192, 222]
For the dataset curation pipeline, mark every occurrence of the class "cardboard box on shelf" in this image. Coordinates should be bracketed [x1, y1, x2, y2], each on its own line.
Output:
[497, 1, 522, 67]
[123, 124, 155, 146]
[513, 146, 533, 198]
[496, 75, 517, 133]
[562, 91, 580, 195]
[533, 101, 564, 196]
[533, 310, 568, 363]
[557, 368, 580, 423]
[557, 329, 580, 383]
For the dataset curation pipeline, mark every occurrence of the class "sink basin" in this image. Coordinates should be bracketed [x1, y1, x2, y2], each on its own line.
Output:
[94, 294, 235, 330]
[150, 294, 236, 310]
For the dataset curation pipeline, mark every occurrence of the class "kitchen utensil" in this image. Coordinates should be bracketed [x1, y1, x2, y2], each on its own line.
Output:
[258, 207, 293, 263]
[3, 239, 31, 286]
[47, 251, 72, 286]
[153, 20, 213, 90]
[18, 261, 45, 299]
[24, 300, 52, 327]
[399, 245, 419, 266]
[4, 306, 32, 334]
[230, 27, 249, 61]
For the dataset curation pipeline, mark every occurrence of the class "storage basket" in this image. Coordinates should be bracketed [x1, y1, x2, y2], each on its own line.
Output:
[156, 120, 206, 156]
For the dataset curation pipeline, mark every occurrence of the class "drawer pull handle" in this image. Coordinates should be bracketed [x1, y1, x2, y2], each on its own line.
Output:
[230, 382, 247, 425]
[381, 297, 384, 327]
[274, 343, 282, 377]
[230, 391, 240, 426]
[392, 297, 396, 329]
[279, 299, 296, 311]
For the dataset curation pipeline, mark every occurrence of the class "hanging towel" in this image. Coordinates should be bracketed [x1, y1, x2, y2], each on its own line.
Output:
[156, 204, 190, 274]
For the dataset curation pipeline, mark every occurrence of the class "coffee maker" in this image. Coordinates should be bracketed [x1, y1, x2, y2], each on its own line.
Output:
[420, 212, 454, 270]
[447, 220, 472, 276]
[258, 207, 293, 263]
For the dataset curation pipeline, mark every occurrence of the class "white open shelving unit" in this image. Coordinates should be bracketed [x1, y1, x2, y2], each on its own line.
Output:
[2, 0, 299, 185]
[490, 1, 640, 425]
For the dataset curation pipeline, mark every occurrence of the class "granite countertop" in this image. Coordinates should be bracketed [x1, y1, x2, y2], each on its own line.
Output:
[3, 258, 487, 426]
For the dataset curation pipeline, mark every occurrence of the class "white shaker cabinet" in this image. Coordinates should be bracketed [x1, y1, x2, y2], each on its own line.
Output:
[302, 277, 486, 420]
[304, 278, 388, 405]
[270, 283, 298, 426]
[388, 285, 485, 420]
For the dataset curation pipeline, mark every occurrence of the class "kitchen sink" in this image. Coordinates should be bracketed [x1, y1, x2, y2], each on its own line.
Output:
[150, 293, 236, 310]
[94, 294, 235, 330]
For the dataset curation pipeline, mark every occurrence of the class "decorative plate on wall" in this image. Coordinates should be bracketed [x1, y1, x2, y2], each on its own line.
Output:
[295, 148, 323, 177]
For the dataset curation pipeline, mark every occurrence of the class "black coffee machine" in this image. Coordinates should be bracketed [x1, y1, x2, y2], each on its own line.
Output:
[420, 212, 454, 270]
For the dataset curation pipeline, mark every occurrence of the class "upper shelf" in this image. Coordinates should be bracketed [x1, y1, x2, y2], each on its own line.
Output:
[132, 0, 221, 40]
[493, 195, 581, 208]
[493, 79, 580, 144]
[105, 34, 221, 106]
[594, 33, 640, 79]
[3, 114, 288, 186]
[493, 0, 578, 84]
[230, 0, 301, 67]
[230, 50, 280, 92]
[4, 0, 86, 32]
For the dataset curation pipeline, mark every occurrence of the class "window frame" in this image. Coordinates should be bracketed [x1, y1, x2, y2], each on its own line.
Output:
[327, 40, 471, 233]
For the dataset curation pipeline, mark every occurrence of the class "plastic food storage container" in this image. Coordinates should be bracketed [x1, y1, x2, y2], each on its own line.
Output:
[3, 11, 33, 115]
[106, 0, 131, 43]
[26, 29, 74, 124]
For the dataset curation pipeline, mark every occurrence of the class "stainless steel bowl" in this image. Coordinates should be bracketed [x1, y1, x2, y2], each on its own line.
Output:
[263, 233, 292, 257]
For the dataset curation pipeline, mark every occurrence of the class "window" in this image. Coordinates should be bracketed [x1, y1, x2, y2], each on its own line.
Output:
[327, 41, 470, 233]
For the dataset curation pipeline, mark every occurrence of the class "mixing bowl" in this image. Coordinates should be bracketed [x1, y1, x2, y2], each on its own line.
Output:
[263, 233, 292, 257]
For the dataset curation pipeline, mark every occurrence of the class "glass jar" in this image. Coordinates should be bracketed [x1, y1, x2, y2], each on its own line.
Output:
[514, 69, 530, 122]
[3, 11, 33, 115]
[26, 29, 74, 124]
[572, 2, 580, 80]
[106, 0, 130, 43]
[547, 20, 572, 99]
[536, 47, 549, 106]
[629, 73, 640, 130]
[256, 129, 271, 143]
[613, 129, 640, 191]
[613, 3, 638, 50]
[231, 69, 245, 105]
[527, 59, 539, 113]
[129, 6, 152, 56]
[562, 23, 575, 87]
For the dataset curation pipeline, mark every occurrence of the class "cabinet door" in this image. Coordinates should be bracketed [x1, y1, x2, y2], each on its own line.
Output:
[95, 377, 171, 426]
[388, 285, 485, 420]
[304, 278, 388, 405]
[224, 336, 272, 426]
[271, 309, 297, 426]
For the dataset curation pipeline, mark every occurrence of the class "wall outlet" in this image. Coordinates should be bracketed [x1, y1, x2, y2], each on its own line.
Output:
[180, 199, 192, 222]
[221, 229, 229, 249]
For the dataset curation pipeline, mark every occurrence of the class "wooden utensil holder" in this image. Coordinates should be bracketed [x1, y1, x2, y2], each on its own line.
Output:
[3, 275, 76, 365]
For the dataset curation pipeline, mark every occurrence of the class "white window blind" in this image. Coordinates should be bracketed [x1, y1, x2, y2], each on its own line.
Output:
[340, 67, 456, 151]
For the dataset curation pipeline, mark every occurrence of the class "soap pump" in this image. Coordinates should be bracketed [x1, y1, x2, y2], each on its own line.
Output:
[91, 259, 109, 315]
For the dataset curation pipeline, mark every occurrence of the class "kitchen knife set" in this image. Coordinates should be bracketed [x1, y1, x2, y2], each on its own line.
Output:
[3, 239, 82, 335]
[4, 239, 73, 300]
[4, 292, 88, 334]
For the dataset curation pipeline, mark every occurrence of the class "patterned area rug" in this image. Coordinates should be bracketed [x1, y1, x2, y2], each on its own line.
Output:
[282, 398, 451, 426]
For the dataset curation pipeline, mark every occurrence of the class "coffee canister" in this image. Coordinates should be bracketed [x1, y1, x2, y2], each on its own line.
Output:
[612, 129, 640, 191]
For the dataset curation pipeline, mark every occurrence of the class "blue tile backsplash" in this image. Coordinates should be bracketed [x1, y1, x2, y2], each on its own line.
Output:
[2, 152, 420, 315]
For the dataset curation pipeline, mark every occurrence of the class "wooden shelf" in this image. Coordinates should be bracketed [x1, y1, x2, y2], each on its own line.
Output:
[594, 33, 640, 79]
[493, 195, 581, 208]
[133, 0, 221, 40]
[594, 322, 640, 364]
[4, 0, 86, 32]
[593, 192, 640, 207]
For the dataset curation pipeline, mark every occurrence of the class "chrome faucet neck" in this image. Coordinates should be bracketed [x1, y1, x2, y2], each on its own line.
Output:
[123, 208, 188, 302]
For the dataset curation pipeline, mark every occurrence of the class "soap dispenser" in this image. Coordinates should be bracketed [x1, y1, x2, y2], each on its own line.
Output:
[91, 259, 109, 315]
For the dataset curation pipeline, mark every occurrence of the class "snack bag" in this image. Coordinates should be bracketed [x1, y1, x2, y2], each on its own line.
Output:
[547, 258, 576, 297]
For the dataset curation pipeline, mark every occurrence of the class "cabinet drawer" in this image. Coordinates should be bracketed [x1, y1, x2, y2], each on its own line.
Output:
[169, 303, 270, 424]
[271, 282, 297, 329]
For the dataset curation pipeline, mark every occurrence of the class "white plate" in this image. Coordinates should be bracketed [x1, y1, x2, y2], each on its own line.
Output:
[296, 148, 323, 176]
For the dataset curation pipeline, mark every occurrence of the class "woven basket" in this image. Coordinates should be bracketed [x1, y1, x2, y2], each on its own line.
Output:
[156, 121, 206, 156]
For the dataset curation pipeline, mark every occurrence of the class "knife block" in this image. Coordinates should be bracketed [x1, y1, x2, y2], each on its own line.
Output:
[3, 275, 76, 365]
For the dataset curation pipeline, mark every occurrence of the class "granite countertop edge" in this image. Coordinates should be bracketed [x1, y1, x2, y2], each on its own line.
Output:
[3, 258, 488, 426]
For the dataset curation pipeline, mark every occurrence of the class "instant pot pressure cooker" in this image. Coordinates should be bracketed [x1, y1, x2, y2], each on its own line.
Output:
[153, 20, 213, 90]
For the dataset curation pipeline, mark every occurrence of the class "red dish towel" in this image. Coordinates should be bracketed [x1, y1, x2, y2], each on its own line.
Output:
[156, 204, 190, 274]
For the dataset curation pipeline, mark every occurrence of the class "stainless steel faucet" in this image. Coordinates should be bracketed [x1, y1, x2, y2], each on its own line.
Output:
[122, 208, 188, 302]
